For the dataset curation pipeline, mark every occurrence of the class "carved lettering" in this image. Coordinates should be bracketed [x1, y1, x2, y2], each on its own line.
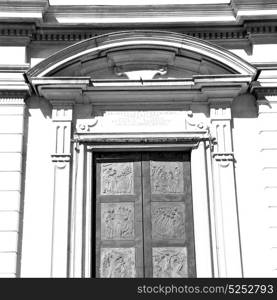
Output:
[152, 203, 185, 240]
[152, 247, 188, 278]
[150, 161, 184, 194]
[101, 203, 134, 240]
[101, 162, 134, 195]
[100, 248, 136, 278]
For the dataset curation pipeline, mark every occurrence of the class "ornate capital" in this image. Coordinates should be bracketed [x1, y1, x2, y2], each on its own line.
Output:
[51, 100, 74, 121]
[210, 105, 232, 121]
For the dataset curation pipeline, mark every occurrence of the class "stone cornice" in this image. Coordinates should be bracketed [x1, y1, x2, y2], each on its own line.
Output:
[0, 0, 49, 24]
[251, 86, 277, 98]
[43, 1, 277, 26]
[30, 75, 250, 105]
[0, 74, 31, 99]
[0, 1, 277, 27]
[0, 64, 30, 73]
[1, 20, 277, 55]
[0, 89, 30, 99]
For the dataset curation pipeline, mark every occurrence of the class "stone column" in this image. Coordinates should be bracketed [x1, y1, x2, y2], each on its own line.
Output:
[0, 96, 26, 277]
[209, 103, 243, 277]
[50, 101, 73, 277]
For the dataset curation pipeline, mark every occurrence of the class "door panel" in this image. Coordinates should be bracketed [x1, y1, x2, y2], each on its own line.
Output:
[95, 153, 144, 278]
[142, 152, 196, 278]
[94, 151, 196, 278]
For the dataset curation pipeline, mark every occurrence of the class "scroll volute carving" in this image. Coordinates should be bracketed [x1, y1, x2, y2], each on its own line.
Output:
[185, 110, 208, 131]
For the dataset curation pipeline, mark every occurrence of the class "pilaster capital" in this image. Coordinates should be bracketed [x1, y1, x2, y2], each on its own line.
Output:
[50, 100, 74, 122]
[210, 105, 232, 121]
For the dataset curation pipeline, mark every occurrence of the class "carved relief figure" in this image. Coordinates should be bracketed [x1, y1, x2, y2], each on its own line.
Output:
[100, 248, 136, 278]
[152, 247, 188, 278]
[101, 162, 134, 195]
[151, 161, 183, 194]
[101, 203, 134, 240]
[152, 203, 185, 240]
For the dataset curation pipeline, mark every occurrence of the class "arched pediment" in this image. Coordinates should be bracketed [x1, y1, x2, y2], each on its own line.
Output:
[27, 31, 256, 80]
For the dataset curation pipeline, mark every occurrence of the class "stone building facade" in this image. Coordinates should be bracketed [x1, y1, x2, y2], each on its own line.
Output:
[0, 0, 277, 278]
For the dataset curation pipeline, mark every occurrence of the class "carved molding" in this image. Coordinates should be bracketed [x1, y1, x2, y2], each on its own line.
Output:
[0, 89, 30, 100]
[51, 154, 71, 168]
[0, 98, 25, 105]
[252, 87, 277, 99]
[212, 153, 234, 167]
[1, 17, 277, 49]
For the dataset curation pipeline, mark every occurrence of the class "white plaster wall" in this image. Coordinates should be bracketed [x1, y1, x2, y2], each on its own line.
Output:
[256, 98, 277, 277]
[232, 107, 271, 277]
[231, 44, 277, 64]
[0, 101, 25, 277]
[231, 45, 277, 277]
[0, 47, 26, 64]
[20, 96, 54, 277]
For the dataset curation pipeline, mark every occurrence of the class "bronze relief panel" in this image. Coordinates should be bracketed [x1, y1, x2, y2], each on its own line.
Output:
[150, 161, 184, 194]
[101, 162, 134, 195]
[100, 248, 136, 278]
[101, 203, 134, 240]
[152, 247, 188, 278]
[151, 202, 186, 240]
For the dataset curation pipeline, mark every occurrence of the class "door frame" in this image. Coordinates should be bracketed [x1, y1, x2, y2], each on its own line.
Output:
[92, 151, 196, 278]
[68, 135, 214, 278]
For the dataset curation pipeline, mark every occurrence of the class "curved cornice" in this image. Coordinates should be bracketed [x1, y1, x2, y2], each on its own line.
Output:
[26, 30, 257, 78]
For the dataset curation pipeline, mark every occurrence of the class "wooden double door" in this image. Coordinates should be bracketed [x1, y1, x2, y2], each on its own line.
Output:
[93, 151, 196, 278]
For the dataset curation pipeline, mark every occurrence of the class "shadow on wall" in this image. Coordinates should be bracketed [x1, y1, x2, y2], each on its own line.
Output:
[232, 93, 258, 118]
[25, 96, 52, 120]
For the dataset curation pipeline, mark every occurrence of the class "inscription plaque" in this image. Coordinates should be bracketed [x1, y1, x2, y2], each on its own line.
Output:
[101, 162, 134, 195]
[77, 111, 188, 133]
[101, 203, 134, 240]
[100, 248, 136, 278]
[151, 202, 185, 240]
[152, 247, 188, 278]
[150, 161, 184, 194]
